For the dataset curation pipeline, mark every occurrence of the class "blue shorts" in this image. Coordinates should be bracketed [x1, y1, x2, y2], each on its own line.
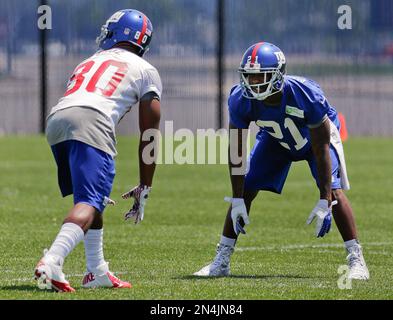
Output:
[51, 140, 115, 213]
[244, 133, 342, 194]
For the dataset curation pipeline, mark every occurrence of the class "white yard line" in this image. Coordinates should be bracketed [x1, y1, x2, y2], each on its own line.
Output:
[236, 241, 393, 252]
[2, 242, 393, 284]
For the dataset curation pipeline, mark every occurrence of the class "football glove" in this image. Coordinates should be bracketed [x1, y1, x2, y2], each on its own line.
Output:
[103, 196, 116, 207]
[224, 197, 250, 235]
[122, 184, 151, 224]
[306, 199, 338, 238]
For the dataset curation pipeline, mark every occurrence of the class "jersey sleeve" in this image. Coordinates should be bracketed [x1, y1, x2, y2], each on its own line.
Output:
[297, 80, 331, 128]
[141, 67, 162, 101]
[305, 94, 330, 128]
[228, 86, 251, 129]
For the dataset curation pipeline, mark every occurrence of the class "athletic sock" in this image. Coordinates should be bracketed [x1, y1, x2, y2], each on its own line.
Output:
[344, 239, 361, 253]
[84, 228, 106, 272]
[46, 222, 84, 266]
[220, 235, 236, 247]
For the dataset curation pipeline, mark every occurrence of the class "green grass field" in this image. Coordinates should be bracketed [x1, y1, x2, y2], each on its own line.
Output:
[0, 135, 393, 300]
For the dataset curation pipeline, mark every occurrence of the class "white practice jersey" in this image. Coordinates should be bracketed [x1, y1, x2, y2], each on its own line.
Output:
[46, 48, 162, 157]
[49, 48, 162, 127]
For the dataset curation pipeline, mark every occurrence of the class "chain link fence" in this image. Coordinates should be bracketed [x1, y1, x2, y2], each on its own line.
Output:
[0, 0, 392, 136]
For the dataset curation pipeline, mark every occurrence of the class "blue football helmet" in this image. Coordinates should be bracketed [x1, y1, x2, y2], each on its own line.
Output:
[96, 9, 153, 56]
[239, 42, 286, 100]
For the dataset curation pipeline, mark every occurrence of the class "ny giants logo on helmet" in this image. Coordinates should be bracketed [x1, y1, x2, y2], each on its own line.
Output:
[274, 51, 286, 66]
[107, 11, 125, 23]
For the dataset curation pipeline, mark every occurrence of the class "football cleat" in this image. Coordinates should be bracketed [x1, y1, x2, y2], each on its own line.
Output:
[193, 243, 234, 277]
[347, 245, 369, 280]
[82, 262, 131, 289]
[34, 250, 75, 293]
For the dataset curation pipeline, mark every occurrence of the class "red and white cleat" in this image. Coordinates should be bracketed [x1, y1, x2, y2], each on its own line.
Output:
[82, 262, 131, 289]
[34, 250, 75, 293]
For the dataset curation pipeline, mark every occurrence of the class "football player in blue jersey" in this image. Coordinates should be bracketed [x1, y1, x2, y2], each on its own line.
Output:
[194, 42, 369, 280]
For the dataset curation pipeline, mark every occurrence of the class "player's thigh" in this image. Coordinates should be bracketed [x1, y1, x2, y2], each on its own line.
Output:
[51, 141, 73, 197]
[68, 140, 116, 213]
[308, 145, 341, 190]
[245, 135, 292, 194]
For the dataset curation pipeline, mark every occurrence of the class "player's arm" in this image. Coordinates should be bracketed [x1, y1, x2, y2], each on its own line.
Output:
[306, 117, 335, 237]
[226, 122, 250, 235]
[310, 117, 331, 204]
[228, 122, 248, 198]
[122, 94, 161, 223]
[138, 95, 161, 186]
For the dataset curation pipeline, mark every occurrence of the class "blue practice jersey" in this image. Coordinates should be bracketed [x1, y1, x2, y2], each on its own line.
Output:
[228, 75, 339, 157]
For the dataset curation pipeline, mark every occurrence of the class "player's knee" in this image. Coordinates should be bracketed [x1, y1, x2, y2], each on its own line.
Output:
[332, 189, 344, 201]
[63, 216, 88, 231]
[63, 208, 96, 231]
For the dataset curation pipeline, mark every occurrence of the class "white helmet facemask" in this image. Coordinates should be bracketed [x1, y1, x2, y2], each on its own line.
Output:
[239, 68, 284, 101]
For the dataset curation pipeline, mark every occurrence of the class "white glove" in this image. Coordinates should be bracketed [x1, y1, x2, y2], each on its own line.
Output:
[306, 199, 338, 237]
[224, 197, 250, 235]
[122, 185, 151, 224]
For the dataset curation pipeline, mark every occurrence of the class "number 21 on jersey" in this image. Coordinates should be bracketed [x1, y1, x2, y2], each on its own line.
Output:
[256, 118, 308, 151]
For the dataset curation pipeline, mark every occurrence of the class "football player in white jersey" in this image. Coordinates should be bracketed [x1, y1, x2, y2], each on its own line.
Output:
[34, 9, 162, 292]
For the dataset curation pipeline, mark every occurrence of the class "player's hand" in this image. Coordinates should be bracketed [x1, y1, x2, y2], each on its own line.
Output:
[122, 185, 151, 224]
[306, 199, 338, 237]
[224, 197, 250, 235]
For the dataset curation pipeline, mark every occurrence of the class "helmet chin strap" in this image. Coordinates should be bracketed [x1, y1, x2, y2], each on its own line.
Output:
[251, 82, 274, 100]
[254, 80, 283, 101]
[255, 88, 282, 101]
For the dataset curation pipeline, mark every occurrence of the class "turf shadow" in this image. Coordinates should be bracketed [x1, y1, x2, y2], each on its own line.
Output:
[0, 285, 43, 292]
[176, 274, 314, 280]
